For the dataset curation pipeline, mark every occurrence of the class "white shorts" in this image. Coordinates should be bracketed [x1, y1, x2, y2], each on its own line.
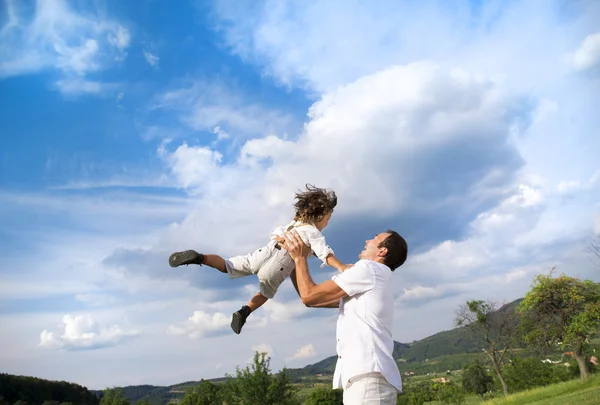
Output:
[343, 373, 398, 405]
[224, 240, 295, 299]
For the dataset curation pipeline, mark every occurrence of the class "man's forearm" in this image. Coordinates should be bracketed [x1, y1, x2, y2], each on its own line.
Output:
[294, 257, 317, 299]
[307, 297, 340, 308]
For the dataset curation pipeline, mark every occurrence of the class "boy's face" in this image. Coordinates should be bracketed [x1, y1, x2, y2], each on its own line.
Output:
[315, 211, 332, 231]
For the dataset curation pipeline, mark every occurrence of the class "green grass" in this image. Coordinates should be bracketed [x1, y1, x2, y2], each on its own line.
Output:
[481, 375, 600, 405]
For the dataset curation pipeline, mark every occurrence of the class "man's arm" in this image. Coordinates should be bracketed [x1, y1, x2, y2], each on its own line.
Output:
[284, 230, 348, 307]
[290, 270, 340, 308]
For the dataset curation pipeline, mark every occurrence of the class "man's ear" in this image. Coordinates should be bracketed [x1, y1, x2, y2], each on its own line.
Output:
[377, 247, 388, 258]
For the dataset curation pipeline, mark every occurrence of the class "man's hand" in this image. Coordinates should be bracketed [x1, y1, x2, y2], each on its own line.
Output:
[282, 230, 311, 261]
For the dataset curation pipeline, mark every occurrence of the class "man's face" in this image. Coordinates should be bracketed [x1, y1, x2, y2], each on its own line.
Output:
[358, 232, 390, 261]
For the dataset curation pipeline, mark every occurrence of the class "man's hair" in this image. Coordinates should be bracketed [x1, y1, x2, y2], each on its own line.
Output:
[293, 184, 337, 225]
[378, 230, 408, 271]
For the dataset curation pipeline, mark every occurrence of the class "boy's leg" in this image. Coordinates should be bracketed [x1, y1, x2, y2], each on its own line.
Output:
[231, 292, 268, 335]
[169, 250, 227, 273]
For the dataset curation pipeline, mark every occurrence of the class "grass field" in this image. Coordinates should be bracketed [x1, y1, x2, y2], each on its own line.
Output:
[482, 375, 599, 405]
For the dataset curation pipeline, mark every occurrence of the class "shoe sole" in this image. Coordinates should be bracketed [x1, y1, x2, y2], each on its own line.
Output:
[231, 312, 245, 335]
[169, 250, 200, 267]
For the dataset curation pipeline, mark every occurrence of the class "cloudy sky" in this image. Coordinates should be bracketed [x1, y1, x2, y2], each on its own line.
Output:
[1, 0, 600, 390]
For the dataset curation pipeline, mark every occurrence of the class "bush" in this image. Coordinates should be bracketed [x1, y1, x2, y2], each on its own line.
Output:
[501, 357, 573, 393]
[304, 387, 342, 405]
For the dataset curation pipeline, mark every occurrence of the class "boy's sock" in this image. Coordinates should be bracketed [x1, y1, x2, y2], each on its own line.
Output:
[231, 305, 251, 335]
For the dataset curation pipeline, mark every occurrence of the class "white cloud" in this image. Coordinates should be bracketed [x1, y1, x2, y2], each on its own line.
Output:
[109, 25, 131, 51]
[75, 294, 116, 307]
[168, 310, 231, 338]
[572, 32, 600, 72]
[156, 62, 527, 223]
[252, 343, 274, 356]
[153, 80, 296, 140]
[39, 314, 139, 350]
[0, 0, 130, 94]
[557, 180, 581, 194]
[54, 78, 104, 95]
[286, 344, 316, 361]
[162, 143, 223, 191]
[143, 50, 159, 67]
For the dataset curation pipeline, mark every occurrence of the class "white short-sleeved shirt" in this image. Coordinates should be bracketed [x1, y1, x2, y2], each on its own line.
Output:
[330, 260, 402, 392]
[271, 220, 335, 265]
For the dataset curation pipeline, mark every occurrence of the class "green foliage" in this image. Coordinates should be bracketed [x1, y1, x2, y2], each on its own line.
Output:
[405, 382, 433, 405]
[0, 373, 99, 405]
[303, 387, 342, 405]
[179, 380, 221, 405]
[100, 388, 130, 405]
[500, 357, 574, 393]
[403, 380, 465, 405]
[519, 272, 600, 379]
[222, 352, 299, 405]
[461, 360, 494, 397]
[431, 381, 465, 405]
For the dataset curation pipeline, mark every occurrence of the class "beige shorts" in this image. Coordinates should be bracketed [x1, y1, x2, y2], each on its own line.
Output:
[225, 240, 295, 299]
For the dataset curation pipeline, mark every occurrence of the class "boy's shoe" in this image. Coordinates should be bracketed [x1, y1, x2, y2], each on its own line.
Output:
[169, 250, 205, 267]
[231, 305, 251, 334]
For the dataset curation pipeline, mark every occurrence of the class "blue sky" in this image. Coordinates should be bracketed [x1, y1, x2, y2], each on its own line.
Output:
[1, 0, 600, 390]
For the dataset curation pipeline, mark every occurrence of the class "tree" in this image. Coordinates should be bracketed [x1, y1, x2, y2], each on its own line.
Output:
[461, 360, 494, 398]
[519, 271, 600, 380]
[222, 351, 299, 405]
[304, 387, 342, 405]
[99, 388, 130, 405]
[180, 380, 221, 405]
[455, 300, 519, 396]
[584, 235, 600, 269]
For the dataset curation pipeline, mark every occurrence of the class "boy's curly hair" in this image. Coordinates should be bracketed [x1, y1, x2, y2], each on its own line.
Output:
[293, 184, 337, 225]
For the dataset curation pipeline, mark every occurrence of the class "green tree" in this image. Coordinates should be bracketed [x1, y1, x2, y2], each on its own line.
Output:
[455, 300, 519, 396]
[99, 388, 130, 405]
[461, 360, 494, 398]
[432, 381, 465, 405]
[405, 382, 433, 405]
[304, 387, 342, 405]
[180, 380, 221, 405]
[519, 271, 600, 380]
[222, 351, 298, 405]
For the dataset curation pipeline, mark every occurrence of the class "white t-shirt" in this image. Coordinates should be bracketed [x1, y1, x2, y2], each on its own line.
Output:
[271, 220, 335, 266]
[330, 259, 402, 392]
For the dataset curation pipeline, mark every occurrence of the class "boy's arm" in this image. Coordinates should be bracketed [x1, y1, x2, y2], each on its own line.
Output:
[326, 254, 353, 272]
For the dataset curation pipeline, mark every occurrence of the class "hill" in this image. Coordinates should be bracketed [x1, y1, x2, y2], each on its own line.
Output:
[0, 373, 99, 405]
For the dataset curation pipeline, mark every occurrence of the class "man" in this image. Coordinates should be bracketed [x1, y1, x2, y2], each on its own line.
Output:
[282, 229, 408, 405]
